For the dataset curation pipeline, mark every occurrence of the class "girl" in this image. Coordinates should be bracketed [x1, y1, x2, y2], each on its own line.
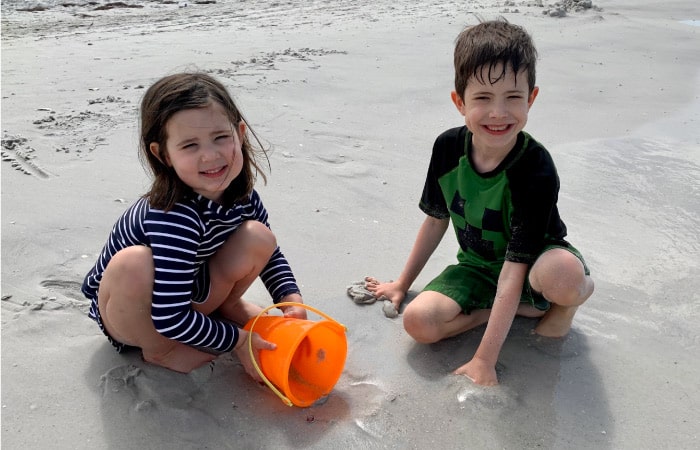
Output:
[82, 72, 307, 378]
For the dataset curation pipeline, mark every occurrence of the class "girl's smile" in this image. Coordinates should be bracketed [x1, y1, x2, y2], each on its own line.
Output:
[151, 102, 246, 203]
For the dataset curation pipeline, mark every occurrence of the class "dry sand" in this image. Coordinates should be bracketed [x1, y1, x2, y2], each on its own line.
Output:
[2, 0, 699, 448]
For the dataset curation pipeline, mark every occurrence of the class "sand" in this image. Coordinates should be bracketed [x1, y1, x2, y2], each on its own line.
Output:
[2, 0, 699, 448]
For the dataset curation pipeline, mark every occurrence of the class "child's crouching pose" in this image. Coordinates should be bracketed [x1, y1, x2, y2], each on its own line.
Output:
[82, 72, 307, 378]
[367, 20, 594, 386]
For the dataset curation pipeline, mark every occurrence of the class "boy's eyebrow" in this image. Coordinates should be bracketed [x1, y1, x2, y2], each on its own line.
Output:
[469, 87, 528, 95]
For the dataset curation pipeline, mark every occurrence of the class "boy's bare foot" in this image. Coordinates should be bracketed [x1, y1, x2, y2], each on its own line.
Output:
[142, 343, 216, 374]
[535, 304, 578, 338]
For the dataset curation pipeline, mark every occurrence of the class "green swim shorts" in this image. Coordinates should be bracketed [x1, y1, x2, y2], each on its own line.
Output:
[422, 242, 590, 314]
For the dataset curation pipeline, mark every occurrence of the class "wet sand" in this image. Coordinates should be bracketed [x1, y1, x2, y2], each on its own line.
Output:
[2, 1, 699, 448]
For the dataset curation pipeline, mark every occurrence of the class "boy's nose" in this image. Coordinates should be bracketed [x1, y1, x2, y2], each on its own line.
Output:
[489, 101, 508, 118]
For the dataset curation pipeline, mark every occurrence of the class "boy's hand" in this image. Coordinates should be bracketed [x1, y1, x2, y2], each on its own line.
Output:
[364, 276, 406, 311]
[279, 293, 307, 319]
[454, 357, 498, 386]
[233, 329, 276, 382]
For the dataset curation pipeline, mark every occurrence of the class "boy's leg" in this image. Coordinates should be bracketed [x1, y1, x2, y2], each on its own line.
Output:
[403, 291, 490, 343]
[402, 291, 545, 343]
[528, 247, 594, 337]
[97, 246, 215, 373]
[193, 220, 277, 325]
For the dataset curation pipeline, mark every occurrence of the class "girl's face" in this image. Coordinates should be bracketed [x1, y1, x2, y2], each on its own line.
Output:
[151, 102, 245, 204]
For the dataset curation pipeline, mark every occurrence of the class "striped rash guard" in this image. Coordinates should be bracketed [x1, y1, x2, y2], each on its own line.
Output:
[82, 189, 301, 353]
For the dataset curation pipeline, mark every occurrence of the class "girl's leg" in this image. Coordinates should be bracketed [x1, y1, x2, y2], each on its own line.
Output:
[192, 220, 278, 325]
[528, 248, 595, 337]
[97, 246, 215, 373]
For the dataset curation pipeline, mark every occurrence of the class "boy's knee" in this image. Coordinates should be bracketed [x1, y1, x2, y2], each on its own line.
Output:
[403, 307, 441, 344]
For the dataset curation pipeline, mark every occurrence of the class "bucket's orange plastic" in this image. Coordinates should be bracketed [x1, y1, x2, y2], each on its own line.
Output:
[243, 303, 347, 407]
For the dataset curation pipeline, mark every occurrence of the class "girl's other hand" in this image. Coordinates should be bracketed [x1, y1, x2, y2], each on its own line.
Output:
[279, 293, 307, 320]
[233, 329, 276, 382]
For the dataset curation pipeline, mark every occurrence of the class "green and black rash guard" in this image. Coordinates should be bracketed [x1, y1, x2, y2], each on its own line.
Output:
[420, 126, 568, 273]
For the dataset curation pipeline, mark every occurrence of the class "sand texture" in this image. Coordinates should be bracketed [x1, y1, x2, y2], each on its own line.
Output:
[2, 1, 699, 448]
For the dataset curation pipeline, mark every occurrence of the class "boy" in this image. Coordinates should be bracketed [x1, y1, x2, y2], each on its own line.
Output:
[366, 19, 594, 386]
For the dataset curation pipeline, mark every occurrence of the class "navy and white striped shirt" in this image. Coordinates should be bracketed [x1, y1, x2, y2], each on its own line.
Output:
[82, 189, 301, 352]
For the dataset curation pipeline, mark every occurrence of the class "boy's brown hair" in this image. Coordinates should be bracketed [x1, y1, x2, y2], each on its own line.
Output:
[139, 72, 268, 210]
[454, 19, 538, 98]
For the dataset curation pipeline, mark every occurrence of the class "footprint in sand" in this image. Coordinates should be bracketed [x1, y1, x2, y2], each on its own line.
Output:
[40, 279, 84, 299]
[39, 279, 90, 311]
[336, 372, 398, 441]
[99, 362, 214, 412]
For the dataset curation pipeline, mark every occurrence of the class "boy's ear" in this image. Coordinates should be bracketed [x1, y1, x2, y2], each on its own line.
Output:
[149, 142, 170, 166]
[528, 86, 540, 108]
[451, 91, 466, 116]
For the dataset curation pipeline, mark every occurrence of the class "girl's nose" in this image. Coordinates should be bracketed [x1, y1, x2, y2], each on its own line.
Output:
[200, 143, 219, 161]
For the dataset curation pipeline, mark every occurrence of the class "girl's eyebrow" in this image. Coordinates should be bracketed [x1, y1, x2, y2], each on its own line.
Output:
[173, 136, 197, 147]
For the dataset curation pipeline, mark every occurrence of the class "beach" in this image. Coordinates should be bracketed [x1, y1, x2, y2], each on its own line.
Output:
[2, 0, 699, 448]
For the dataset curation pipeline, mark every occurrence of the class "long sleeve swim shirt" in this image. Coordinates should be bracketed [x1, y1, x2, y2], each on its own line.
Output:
[82, 190, 301, 352]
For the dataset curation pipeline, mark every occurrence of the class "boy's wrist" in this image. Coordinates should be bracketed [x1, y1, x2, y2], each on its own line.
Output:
[395, 278, 411, 293]
[472, 352, 497, 368]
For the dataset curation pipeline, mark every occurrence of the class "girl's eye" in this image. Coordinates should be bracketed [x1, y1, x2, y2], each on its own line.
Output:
[215, 135, 231, 141]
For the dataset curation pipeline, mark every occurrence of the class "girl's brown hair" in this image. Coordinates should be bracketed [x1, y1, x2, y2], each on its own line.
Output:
[139, 72, 268, 210]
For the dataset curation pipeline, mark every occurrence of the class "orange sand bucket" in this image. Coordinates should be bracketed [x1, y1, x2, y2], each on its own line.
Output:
[243, 302, 348, 407]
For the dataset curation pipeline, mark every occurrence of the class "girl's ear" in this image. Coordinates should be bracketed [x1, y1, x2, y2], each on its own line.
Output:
[149, 142, 170, 166]
[237, 121, 246, 140]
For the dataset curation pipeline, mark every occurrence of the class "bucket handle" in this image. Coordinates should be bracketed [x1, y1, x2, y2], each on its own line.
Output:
[246, 302, 348, 407]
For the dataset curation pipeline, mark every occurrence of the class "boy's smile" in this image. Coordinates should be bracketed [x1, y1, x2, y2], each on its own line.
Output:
[452, 63, 538, 168]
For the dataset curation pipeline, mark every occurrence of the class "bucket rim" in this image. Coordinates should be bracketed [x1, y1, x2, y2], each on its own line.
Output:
[245, 302, 347, 407]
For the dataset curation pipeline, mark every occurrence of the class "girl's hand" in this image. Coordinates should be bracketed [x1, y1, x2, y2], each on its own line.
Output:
[279, 293, 307, 320]
[233, 329, 276, 382]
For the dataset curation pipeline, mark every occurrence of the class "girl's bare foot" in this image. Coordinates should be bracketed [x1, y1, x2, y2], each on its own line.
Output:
[142, 342, 216, 374]
[535, 304, 578, 338]
[217, 298, 265, 326]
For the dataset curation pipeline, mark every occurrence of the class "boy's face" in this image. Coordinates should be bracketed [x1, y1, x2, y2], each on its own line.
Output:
[452, 63, 538, 156]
